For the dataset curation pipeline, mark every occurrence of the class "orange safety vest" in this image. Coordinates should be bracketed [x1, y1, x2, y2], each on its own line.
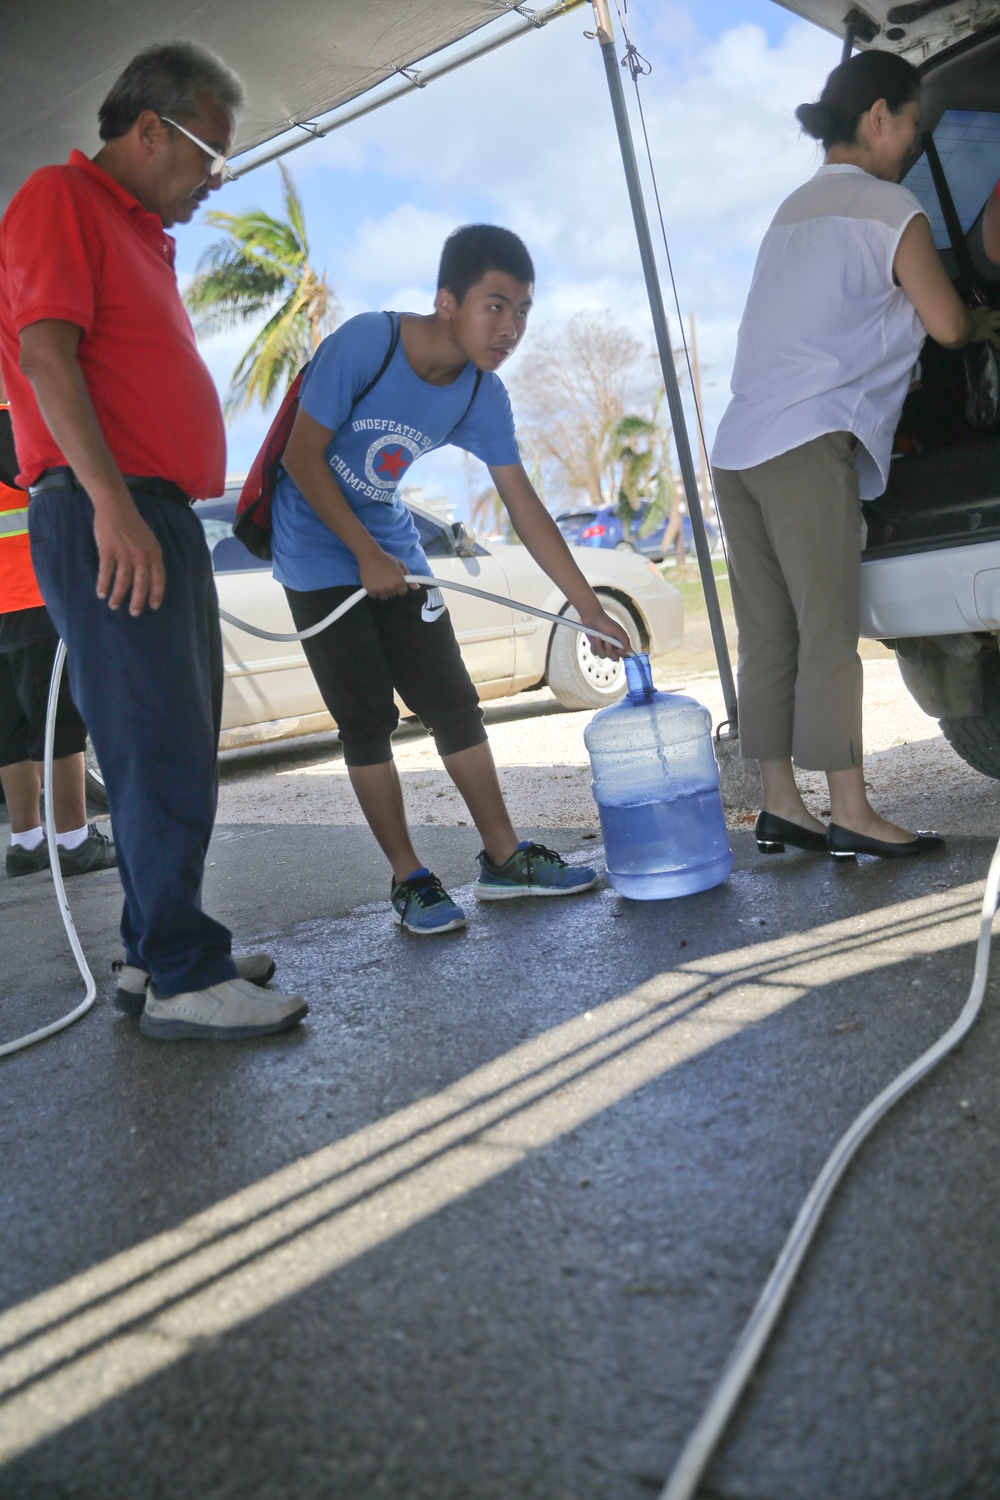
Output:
[0, 404, 44, 614]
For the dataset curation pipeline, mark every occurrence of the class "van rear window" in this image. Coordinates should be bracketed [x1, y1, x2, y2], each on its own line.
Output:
[903, 109, 1000, 249]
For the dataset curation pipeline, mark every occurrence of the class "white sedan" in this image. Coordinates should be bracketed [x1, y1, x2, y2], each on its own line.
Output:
[196, 487, 684, 750]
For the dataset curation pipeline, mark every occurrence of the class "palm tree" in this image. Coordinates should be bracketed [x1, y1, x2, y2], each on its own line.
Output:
[608, 406, 682, 558]
[184, 162, 336, 418]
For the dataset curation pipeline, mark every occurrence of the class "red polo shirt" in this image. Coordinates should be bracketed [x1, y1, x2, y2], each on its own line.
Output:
[0, 151, 225, 498]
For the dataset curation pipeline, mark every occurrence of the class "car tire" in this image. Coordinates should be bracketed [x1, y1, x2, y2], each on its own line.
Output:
[940, 647, 1000, 781]
[84, 736, 109, 811]
[546, 594, 639, 711]
[614, 540, 635, 552]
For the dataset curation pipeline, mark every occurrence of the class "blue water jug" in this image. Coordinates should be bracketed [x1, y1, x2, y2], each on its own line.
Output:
[584, 653, 733, 900]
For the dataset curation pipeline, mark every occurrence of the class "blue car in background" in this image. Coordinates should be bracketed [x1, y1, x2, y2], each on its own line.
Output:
[556, 502, 719, 561]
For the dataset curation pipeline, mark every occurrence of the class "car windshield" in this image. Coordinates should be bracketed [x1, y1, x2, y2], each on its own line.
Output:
[903, 109, 1000, 249]
[409, 508, 455, 557]
[195, 495, 271, 572]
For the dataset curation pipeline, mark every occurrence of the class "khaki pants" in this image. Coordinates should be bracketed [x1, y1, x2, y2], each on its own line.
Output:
[712, 431, 863, 772]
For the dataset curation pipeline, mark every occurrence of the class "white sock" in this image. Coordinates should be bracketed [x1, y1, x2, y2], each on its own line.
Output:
[10, 825, 44, 851]
[55, 824, 90, 851]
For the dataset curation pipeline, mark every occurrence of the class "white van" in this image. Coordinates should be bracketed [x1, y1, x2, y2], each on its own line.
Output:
[778, 2, 1000, 779]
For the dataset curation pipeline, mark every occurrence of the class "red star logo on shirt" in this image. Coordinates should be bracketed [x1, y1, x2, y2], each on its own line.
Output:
[375, 446, 411, 481]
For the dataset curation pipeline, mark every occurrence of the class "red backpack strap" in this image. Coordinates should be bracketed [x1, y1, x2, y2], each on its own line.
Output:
[451, 367, 482, 434]
[232, 312, 401, 561]
[233, 365, 308, 559]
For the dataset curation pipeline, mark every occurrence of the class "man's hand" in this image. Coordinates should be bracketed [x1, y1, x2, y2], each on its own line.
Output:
[968, 304, 1000, 350]
[18, 319, 166, 615]
[359, 547, 414, 601]
[579, 605, 632, 661]
[93, 496, 165, 615]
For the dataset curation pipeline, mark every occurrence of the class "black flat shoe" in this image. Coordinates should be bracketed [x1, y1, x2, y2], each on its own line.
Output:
[826, 824, 945, 860]
[755, 810, 828, 854]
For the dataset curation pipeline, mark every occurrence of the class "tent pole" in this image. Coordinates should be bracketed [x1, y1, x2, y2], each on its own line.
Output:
[589, 0, 738, 730]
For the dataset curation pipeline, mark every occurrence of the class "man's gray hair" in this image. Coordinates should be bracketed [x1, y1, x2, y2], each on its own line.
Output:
[98, 41, 245, 141]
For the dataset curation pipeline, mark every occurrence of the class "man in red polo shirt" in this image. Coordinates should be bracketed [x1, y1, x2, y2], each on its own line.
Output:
[0, 42, 306, 1041]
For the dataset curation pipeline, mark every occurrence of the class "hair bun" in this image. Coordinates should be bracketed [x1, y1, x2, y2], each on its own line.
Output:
[795, 99, 834, 140]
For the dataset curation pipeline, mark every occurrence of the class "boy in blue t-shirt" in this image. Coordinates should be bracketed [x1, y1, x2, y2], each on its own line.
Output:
[273, 224, 630, 935]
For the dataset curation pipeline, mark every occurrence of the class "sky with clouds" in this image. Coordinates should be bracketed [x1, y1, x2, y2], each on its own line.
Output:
[178, 0, 842, 515]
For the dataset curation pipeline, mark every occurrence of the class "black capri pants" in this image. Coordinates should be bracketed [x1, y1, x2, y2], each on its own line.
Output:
[0, 631, 87, 767]
[284, 582, 487, 767]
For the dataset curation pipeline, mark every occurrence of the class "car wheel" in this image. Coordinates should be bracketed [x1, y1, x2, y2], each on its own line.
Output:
[613, 540, 635, 552]
[940, 647, 1000, 780]
[84, 736, 109, 810]
[546, 594, 639, 711]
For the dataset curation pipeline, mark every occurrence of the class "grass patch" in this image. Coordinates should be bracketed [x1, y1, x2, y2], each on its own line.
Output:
[661, 558, 731, 618]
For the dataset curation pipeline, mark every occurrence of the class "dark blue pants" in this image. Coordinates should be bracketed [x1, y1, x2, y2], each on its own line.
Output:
[29, 479, 237, 996]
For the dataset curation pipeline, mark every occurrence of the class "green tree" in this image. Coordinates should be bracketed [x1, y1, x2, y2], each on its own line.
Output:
[609, 404, 683, 558]
[184, 162, 336, 418]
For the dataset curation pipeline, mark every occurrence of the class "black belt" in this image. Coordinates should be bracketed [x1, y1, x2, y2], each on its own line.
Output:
[29, 467, 192, 504]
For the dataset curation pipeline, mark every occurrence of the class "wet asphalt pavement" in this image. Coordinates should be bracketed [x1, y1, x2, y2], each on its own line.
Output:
[1, 808, 999, 1500]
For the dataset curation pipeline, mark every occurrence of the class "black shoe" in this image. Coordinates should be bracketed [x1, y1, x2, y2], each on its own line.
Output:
[5, 838, 50, 877]
[755, 810, 828, 854]
[57, 823, 117, 876]
[826, 823, 944, 860]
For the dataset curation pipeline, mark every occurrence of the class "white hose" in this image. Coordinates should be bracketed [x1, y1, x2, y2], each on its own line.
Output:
[218, 573, 627, 648]
[0, 640, 96, 1058]
[3, 575, 625, 1059]
[659, 828, 1000, 1500]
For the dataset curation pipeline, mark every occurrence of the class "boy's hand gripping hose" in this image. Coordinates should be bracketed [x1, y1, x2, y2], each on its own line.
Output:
[2, 574, 625, 1060]
[659, 833, 1000, 1500]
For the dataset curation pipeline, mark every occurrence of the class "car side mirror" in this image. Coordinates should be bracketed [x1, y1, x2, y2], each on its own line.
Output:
[450, 520, 478, 557]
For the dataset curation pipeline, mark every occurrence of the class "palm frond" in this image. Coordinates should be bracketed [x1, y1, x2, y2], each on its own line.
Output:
[187, 162, 336, 416]
[611, 413, 656, 449]
[279, 162, 309, 259]
[184, 261, 289, 335]
[636, 473, 674, 537]
[223, 292, 313, 416]
[196, 207, 305, 269]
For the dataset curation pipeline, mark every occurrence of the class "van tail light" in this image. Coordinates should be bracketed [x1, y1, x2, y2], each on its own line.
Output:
[580, 523, 607, 539]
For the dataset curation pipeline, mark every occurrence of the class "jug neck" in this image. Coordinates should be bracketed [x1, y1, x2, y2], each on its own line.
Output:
[624, 653, 655, 699]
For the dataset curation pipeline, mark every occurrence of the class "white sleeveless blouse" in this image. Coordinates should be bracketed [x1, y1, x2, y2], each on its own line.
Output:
[711, 164, 928, 499]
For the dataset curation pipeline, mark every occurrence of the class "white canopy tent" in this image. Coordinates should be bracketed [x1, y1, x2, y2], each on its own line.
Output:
[1, 0, 583, 206]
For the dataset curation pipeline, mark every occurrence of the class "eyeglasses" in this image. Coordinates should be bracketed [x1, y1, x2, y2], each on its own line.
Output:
[160, 116, 233, 181]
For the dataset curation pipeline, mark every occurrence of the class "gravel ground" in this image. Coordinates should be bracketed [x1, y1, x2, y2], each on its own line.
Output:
[216, 657, 1000, 842]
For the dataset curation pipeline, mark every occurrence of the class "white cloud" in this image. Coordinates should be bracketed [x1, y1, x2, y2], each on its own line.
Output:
[340, 204, 456, 301]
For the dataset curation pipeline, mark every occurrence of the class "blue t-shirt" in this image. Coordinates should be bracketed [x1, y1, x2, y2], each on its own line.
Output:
[271, 312, 521, 590]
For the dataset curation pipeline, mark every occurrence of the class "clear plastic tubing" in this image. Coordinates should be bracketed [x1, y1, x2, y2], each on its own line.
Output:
[584, 652, 733, 900]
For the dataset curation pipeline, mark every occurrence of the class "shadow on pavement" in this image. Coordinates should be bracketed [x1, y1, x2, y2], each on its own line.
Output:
[0, 827, 998, 1498]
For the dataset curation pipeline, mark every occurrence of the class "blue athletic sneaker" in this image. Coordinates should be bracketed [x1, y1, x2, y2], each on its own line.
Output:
[475, 841, 598, 900]
[391, 868, 467, 935]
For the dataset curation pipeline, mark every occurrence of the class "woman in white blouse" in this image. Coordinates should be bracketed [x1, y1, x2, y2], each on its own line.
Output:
[712, 50, 1000, 859]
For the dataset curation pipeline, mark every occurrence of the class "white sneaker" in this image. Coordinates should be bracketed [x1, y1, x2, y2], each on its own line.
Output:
[140, 976, 307, 1041]
[114, 952, 277, 1017]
